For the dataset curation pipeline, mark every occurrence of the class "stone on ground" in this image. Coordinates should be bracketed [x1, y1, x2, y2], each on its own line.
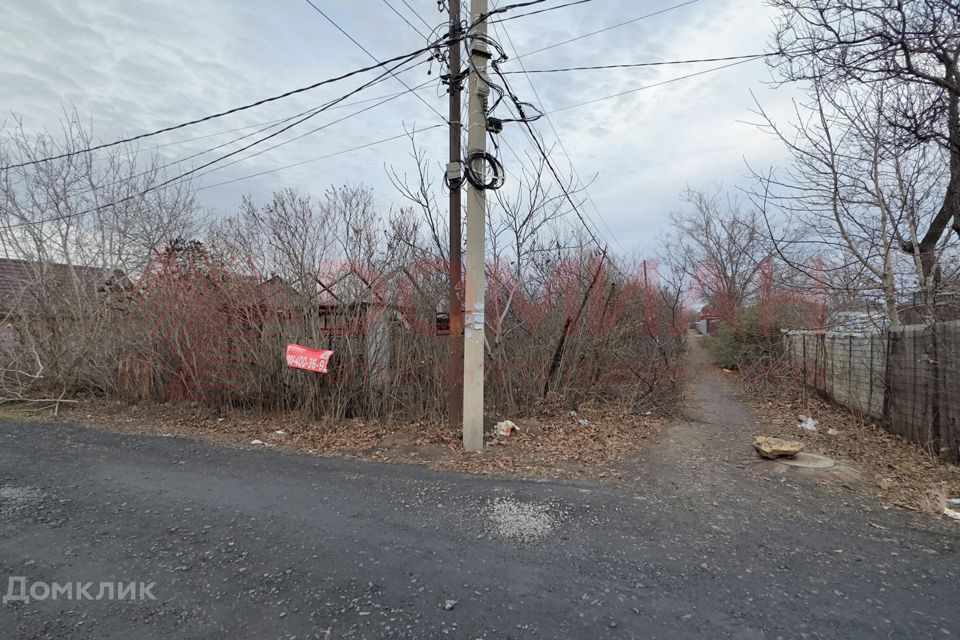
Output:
[753, 435, 804, 459]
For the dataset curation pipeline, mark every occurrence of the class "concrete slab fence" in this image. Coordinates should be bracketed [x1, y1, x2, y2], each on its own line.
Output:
[785, 321, 960, 463]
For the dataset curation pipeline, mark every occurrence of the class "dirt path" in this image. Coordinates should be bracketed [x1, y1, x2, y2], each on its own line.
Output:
[628, 334, 954, 532]
[638, 333, 763, 491]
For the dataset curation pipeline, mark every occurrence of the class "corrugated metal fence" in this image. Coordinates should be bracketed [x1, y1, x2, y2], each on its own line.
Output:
[785, 321, 960, 463]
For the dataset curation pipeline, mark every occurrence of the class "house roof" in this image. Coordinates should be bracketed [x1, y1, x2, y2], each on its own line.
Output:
[0, 257, 127, 317]
[698, 305, 719, 319]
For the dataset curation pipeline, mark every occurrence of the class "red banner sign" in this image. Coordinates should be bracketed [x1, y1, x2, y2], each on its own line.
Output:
[285, 344, 334, 374]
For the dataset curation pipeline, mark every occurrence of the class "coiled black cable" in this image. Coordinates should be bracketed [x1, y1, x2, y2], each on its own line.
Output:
[463, 150, 505, 190]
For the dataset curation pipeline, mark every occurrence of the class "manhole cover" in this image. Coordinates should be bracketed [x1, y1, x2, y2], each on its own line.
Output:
[776, 452, 836, 469]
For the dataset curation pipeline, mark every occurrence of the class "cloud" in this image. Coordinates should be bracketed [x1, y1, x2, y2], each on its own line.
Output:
[0, 0, 801, 258]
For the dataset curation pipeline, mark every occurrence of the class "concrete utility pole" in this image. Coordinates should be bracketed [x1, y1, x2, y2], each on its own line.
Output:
[462, 0, 488, 452]
[447, 0, 464, 432]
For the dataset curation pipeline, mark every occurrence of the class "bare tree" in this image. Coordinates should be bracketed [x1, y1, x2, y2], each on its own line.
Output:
[385, 133, 687, 417]
[751, 79, 953, 327]
[668, 187, 776, 321]
[769, 0, 960, 301]
[0, 111, 198, 273]
[0, 110, 200, 401]
[387, 134, 449, 261]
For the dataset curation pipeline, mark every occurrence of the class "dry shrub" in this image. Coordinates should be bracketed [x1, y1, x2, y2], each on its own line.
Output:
[0, 112, 198, 408]
[125, 191, 687, 424]
[1, 119, 688, 427]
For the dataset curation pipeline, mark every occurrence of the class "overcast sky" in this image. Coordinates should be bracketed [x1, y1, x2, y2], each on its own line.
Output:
[0, 0, 798, 258]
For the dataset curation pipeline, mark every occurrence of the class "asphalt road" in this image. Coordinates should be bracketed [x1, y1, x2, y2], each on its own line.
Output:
[1, 348, 958, 639]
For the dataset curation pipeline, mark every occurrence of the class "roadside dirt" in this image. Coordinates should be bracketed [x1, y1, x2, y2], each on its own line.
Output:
[0, 395, 664, 480]
[743, 368, 960, 515]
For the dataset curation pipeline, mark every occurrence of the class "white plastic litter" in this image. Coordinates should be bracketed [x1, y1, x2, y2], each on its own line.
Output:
[827, 428, 838, 436]
[250, 439, 264, 445]
[274, 430, 286, 436]
[798, 415, 818, 432]
[494, 420, 519, 437]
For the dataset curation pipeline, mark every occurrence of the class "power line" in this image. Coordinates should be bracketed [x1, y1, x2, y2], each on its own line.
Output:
[490, 9, 626, 255]
[70, 63, 435, 198]
[2, 53, 429, 230]
[304, 0, 449, 124]
[189, 76, 439, 182]
[399, 0, 435, 32]
[506, 92, 610, 252]
[481, 0, 593, 21]
[501, 53, 768, 74]
[151, 68, 438, 152]
[138, 88, 404, 187]
[490, 0, 594, 22]
[545, 57, 760, 114]
[493, 133, 598, 242]
[0, 42, 446, 172]
[513, 0, 699, 60]
[4, 0, 576, 228]
[153, 116, 295, 149]
[511, 100, 621, 256]
[199, 124, 445, 190]
[487, 0, 706, 254]
[68, 104, 331, 198]
[382, 0, 429, 39]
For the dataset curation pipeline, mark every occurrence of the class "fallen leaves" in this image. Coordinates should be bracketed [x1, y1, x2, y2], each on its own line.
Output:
[743, 375, 960, 515]
[2, 397, 664, 481]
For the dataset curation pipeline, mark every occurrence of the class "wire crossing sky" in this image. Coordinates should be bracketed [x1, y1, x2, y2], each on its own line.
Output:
[0, 0, 797, 253]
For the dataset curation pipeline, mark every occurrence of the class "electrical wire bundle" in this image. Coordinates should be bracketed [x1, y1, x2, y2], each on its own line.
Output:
[463, 149, 505, 190]
[453, 27, 544, 192]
